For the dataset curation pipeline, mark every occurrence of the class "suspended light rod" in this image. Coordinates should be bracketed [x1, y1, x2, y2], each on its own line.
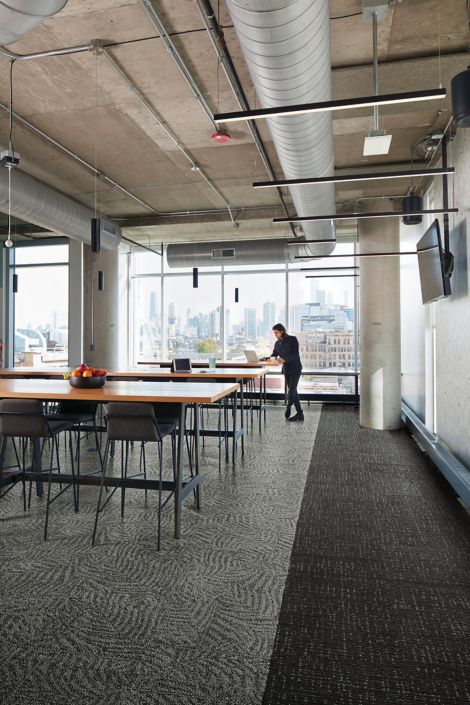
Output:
[275, 207, 458, 224]
[214, 88, 446, 124]
[296, 247, 438, 261]
[253, 166, 454, 189]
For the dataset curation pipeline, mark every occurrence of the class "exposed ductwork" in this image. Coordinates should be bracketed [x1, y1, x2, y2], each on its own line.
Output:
[0, 0, 69, 46]
[167, 0, 336, 268]
[0, 166, 121, 249]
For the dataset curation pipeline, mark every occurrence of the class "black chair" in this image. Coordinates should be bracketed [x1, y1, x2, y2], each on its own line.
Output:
[92, 402, 177, 549]
[0, 399, 77, 540]
[46, 400, 104, 509]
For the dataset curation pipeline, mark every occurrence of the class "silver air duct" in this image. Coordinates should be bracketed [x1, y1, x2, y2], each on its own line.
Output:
[0, 0, 69, 45]
[167, 0, 336, 268]
[0, 166, 121, 249]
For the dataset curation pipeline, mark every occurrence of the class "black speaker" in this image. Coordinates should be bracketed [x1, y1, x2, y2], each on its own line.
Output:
[452, 66, 470, 128]
[402, 195, 423, 225]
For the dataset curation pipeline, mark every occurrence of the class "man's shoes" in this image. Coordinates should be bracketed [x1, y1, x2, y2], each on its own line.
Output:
[285, 405, 292, 419]
[288, 412, 304, 422]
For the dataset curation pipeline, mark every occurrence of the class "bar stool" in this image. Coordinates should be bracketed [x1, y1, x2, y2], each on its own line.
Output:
[0, 399, 77, 540]
[46, 400, 104, 509]
[92, 402, 177, 549]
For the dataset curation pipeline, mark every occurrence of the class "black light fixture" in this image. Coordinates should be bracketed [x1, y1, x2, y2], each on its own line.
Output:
[274, 207, 457, 224]
[252, 166, 454, 190]
[451, 65, 470, 127]
[91, 217, 101, 253]
[193, 267, 199, 288]
[234, 287, 239, 303]
[302, 266, 358, 271]
[12, 272, 18, 293]
[296, 247, 437, 261]
[305, 274, 359, 278]
[214, 88, 446, 124]
[98, 270, 104, 291]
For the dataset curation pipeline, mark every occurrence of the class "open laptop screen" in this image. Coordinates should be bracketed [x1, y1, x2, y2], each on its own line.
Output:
[171, 358, 192, 373]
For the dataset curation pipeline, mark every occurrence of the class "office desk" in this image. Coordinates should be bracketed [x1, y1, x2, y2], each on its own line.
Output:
[0, 379, 237, 539]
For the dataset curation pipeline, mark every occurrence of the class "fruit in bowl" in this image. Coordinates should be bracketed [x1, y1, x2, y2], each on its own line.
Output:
[67, 364, 108, 388]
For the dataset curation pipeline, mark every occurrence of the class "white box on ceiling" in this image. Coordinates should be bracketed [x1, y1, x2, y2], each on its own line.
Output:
[362, 0, 389, 22]
[363, 132, 392, 156]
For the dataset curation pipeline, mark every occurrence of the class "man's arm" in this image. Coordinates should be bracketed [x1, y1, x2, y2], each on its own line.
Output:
[279, 336, 299, 363]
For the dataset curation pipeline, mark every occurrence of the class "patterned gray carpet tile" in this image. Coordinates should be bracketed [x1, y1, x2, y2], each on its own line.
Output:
[0, 405, 321, 705]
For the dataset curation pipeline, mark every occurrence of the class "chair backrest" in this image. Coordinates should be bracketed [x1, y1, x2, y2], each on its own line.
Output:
[0, 399, 51, 438]
[105, 402, 161, 442]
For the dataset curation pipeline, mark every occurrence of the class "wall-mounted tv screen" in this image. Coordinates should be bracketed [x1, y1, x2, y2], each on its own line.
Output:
[416, 219, 451, 304]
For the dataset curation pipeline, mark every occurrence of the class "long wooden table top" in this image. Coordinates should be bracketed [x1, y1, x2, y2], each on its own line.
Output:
[137, 360, 279, 368]
[0, 379, 238, 404]
[0, 367, 269, 380]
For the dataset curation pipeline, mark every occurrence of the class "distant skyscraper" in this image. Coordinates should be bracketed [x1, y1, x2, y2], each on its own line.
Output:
[343, 290, 349, 307]
[262, 301, 276, 336]
[244, 307, 257, 340]
[310, 280, 326, 305]
[168, 302, 176, 325]
[290, 304, 309, 332]
[149, 291, 157, 320]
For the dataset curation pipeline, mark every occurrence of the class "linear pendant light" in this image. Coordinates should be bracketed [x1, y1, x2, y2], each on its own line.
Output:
[274, 207, 457, 224]
[295, 247, 437, 260]
[214, 88, 446, 124]
[302, 266, 359, 271]
[305, 274, 358, 278]
[253, 166, 454, 189]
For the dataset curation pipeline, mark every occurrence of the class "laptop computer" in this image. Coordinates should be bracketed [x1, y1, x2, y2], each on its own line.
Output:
[171, 358, 192, 373]
[243, 349, 259, 363]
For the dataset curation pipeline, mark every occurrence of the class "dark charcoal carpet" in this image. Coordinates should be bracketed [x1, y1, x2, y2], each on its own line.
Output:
[262, 405, 470, 705]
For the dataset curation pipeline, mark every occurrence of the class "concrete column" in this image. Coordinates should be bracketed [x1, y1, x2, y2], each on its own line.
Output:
[359, 199, 401, 430]
[83, 245, 119, 370]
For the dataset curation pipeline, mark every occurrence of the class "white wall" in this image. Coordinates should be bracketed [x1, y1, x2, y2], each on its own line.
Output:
[433, 129, 470, 468]
[401, 128, 470, 470]
[400, 219, 426, 420]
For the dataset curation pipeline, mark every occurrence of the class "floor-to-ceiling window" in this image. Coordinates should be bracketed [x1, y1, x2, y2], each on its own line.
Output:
[10, 242, 69, 368]
[288, 243, 357, 394]
[130, 244, 359, 397]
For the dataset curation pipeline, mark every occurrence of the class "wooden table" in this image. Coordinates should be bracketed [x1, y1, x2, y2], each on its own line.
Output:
[0, 367, 269, 456]
[0, 378, 237, 539]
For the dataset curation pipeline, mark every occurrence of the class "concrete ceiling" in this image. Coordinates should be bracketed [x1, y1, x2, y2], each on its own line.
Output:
[0, 0, 468, 247]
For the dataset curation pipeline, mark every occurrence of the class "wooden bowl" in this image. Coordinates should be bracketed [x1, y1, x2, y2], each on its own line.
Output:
[69, 375, 106, 389]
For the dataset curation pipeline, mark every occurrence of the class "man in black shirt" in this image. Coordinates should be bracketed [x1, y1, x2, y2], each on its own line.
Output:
[262, 323, 304, 422]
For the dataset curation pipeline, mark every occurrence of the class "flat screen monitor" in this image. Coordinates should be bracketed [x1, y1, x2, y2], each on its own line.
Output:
[416, 219, 451, 304]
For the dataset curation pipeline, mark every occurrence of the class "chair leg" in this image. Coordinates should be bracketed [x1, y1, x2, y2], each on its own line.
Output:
[10, 439, 27, 512]
[44, 437, 55, 541]
[92, 439, 110, 546]
[141, 442, 148, 502]
[121, 441, 128, 519]
[157, 440, 163, 551]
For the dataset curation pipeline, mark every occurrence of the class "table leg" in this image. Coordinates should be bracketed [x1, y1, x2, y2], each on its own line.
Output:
[33, 438, 43, 497]
[175, 402, 186, 539]
[194, 402, 201, 511]
[240, 380, 245, 456]
[232, 388, 238, 465]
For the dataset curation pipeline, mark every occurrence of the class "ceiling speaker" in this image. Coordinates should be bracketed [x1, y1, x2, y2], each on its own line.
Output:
[451, 66, 470, 128]
[402, 195, 423, 225]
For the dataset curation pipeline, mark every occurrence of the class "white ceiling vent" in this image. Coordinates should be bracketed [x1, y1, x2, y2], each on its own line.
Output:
[211, 248, 236, 259]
